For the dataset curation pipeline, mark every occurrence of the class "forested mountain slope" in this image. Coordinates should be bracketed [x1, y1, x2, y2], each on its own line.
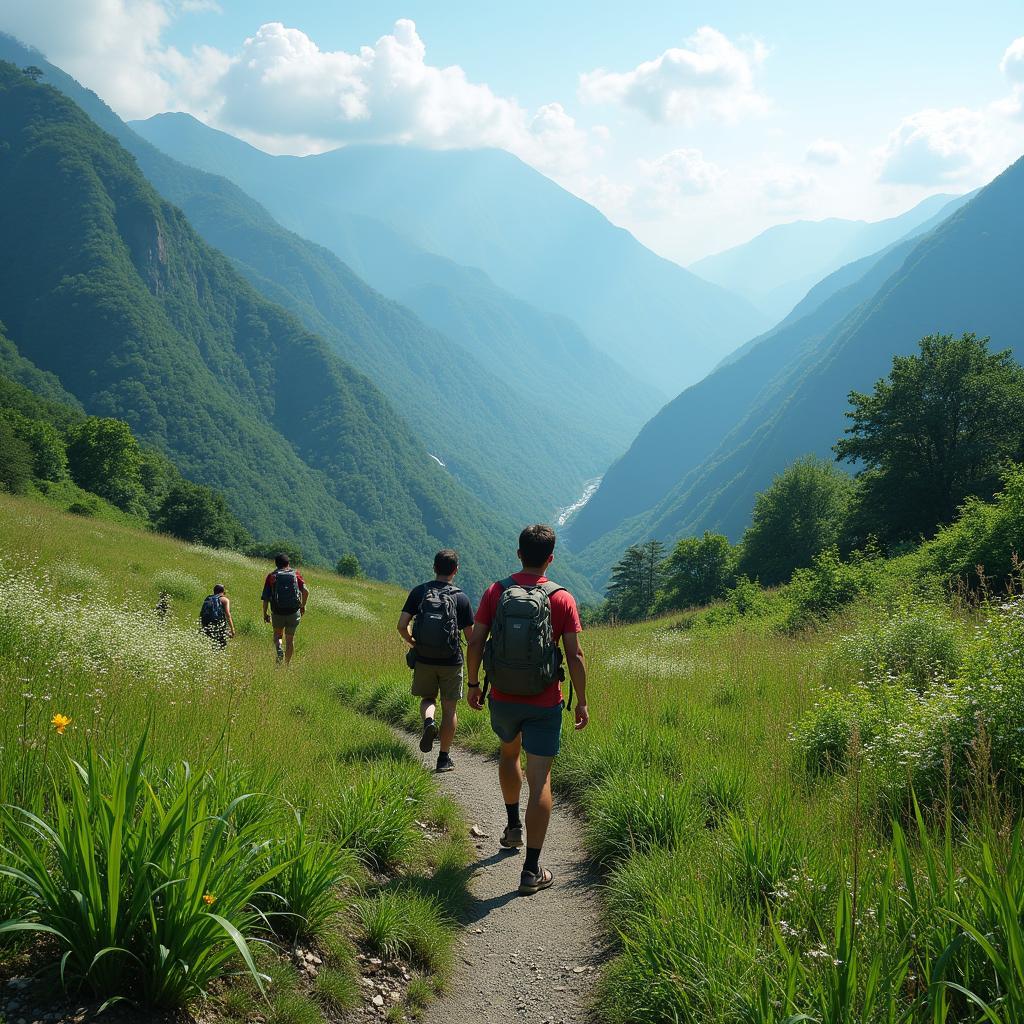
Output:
[133, 112, 767, 392]
[0, 60, 532, 597]
[569, 155, 1024, 582]
[0, 35, 654, 523]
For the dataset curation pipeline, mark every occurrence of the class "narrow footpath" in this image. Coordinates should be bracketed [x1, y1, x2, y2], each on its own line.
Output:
[399, 732, 605, 1024]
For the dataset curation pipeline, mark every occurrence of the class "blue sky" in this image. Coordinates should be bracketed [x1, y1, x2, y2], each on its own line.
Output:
[3, 0, 1023, 261]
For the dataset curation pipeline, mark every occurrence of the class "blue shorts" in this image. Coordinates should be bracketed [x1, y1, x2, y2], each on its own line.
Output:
[488, 698, 564, 757]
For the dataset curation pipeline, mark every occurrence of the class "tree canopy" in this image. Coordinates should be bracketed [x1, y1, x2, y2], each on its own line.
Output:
[835, 332, 1024, 545]
[738, 455, 854, 586]
[655, 531, 737, 612]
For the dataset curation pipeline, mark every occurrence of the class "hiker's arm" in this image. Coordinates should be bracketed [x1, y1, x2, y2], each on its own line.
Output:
[562, 631, 589, 730]
[224, 597, 235, 637]
[466, 622, 488, 709]
[397, 612, 415, 646]
[300, 583, 309, 613]
[262, 599, 270, 623]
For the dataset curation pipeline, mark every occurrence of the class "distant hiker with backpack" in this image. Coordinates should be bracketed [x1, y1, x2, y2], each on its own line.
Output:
[467, 524, 589, 895]
[200, 584, 235, 648]
[397, 549, 475, 773]
[262, 553, 309, 665]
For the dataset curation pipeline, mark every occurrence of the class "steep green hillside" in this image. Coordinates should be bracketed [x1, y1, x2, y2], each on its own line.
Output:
[0, 36, 655, 525]
[132, 112, 766, 392]
[570, 155, 1024, 581]
[691, 192, 963, 321]
[0, 61, 524, 597]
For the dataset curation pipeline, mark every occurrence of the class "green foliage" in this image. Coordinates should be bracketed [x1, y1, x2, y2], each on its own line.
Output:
[738, 455, 855, 586]
[605, 540, 666, 621]
[654, 531, 737, 612]
[65, 417, 146, 514]
[2, 409, 67, 481]
[335, 554, 362, 578]
[0, 733, 280, 1005]
[837, 332, 1024, 546]
[923, 464, 1024, 590]
[782, 546, 874, 631]
[249, 539, 305, 568]
[327, 760, 428, 871]
[156, 480, 250, 551]
[0, 416, 33, 494]
[354, 890, 450, 973]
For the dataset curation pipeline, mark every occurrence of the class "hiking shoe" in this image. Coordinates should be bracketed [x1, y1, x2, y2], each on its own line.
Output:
[436, 752, 455, 772]
[499, 825, 523, 849]
[275, 647, 284, 664]
[518, 866, 554, 896]
[419, 720, 438, 753]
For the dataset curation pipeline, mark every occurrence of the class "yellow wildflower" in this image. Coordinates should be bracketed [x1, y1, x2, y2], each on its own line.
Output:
[202, 893, 216, 906]
[51, 713, 72, 735]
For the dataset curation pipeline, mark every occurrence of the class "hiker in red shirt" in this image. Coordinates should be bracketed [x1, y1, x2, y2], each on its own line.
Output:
[467, 524, 589, 895]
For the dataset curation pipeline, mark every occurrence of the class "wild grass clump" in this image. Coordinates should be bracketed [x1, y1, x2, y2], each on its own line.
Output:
[354, 891, 451, 973]
[152, 567, 204, 601]
[584, 773, 702, 865]
[328, 759, 429, 871]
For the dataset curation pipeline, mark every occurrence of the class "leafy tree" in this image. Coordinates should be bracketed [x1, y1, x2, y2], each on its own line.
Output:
[835, 333, 1024, 546]
[335, 554, 362, 577]
[655, 531, 737, 612]
[1, 409, 66, 481]
[606, 539, 665, 621]
[156, 481, 251, 550]
[65, 416, 145, 513]
[738, 455, 854, 586]
[0, 417, 33, 494]
[21, 66, 43, 83]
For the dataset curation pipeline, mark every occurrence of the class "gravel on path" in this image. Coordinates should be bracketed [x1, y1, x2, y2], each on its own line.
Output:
[400, 732, 606, 1024]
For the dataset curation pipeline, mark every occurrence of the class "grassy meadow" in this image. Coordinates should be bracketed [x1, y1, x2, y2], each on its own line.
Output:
[0, 494, 471, 1023]
[2, 492, 1023, 1023]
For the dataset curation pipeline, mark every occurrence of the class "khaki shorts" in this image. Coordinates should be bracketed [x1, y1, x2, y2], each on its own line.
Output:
[411, 662, 463, 702]
[271, 610, 301, 634]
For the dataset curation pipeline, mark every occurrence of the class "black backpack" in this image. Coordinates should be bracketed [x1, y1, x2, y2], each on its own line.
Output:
[272, 569, 301, 614]
[200, 594, 224, 626]
[412, 584, 461, 660]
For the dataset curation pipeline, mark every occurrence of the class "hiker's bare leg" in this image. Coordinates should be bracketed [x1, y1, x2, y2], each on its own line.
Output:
[420, 697, 436, 723]
[273, 627, 284, 659]
[524, 753, 554, 851]
[499, 736, 524, 805]
[285, 632, 295, 665]
[439, 698, 458, 751]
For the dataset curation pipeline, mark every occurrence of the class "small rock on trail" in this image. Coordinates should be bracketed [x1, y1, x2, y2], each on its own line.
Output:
[399, 732, 605, 1024]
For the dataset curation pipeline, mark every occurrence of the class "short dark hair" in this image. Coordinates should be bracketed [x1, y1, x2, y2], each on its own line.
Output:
[518, 524, 556, 567]
[213, 583, 225, 594]
[275, 553, 290, 568]
[434, 548, 459, 576]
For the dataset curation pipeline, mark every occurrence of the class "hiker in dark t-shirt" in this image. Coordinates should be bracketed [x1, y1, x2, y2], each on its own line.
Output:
[397, 549, 474, 772]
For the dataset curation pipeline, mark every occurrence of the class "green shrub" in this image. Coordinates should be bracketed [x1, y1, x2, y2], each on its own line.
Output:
[782, 547, 870, 631]
[722, 814, 804, 908]
[829, 603, 965, 692]
[67, 500, 96, 517]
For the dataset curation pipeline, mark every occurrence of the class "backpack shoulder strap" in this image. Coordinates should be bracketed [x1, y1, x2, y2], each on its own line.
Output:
[539, 581, 565, 599]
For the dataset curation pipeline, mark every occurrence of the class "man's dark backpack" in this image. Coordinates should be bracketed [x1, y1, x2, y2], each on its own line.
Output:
[200, 594, 225, 627]
[483, 578, 566, 699]
[272, 569, 302, 614]
[412, 584, 461, 661]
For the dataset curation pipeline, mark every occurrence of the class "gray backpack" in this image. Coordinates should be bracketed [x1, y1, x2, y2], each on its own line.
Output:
[483, 578, 564, 696]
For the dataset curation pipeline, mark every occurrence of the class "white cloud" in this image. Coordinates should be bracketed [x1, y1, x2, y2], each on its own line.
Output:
[634, 148, 724, 210]
[578, 26, 767, 123]
[1000, 36, 1024, 82]
[877, 107, 987, 184]
[805, 138, 849, 165]
[760, 167, 817, 200]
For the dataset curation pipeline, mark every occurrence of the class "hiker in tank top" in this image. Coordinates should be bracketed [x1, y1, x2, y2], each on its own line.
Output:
[467, 524, 590, 896]
[261, 553, 309, 666]
[200, 583, 235, 649]
[397, 549, 475, 773]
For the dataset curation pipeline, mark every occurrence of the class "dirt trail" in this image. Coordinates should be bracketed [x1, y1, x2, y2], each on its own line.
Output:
[399, 732, 606, 1024]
